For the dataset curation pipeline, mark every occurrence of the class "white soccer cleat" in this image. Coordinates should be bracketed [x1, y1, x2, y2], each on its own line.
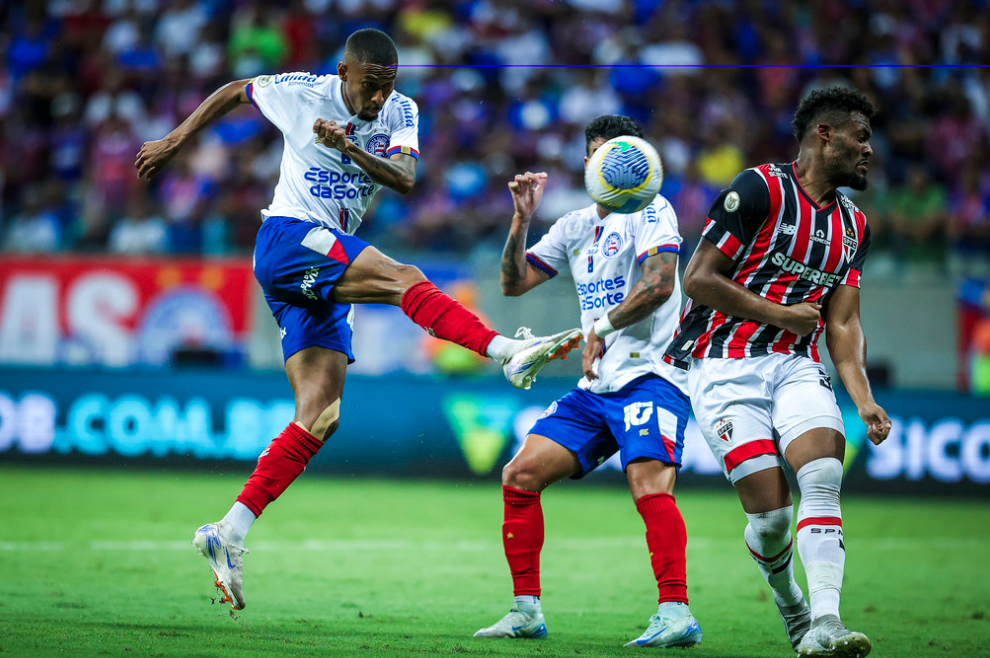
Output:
[777, 597, 812, 650]
[192, 520, 249, 610]
[499, 327, 583, 390]
[624, 611, 703, 648]
[796, 618, 871, 657]
[473, 603, 548, 639]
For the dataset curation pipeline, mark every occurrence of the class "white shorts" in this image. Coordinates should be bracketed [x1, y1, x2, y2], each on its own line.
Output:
[687, 353, 844, 484]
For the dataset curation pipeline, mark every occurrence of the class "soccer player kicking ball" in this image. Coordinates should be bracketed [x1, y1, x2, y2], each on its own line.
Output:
[664, 86, 891, 658]
[474, 115, 702, 648]
[135, 28, 580, 611]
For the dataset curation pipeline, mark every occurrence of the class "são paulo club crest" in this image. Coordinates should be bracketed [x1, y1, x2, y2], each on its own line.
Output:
[602, 232, 623, 258]
[715, 417, 734, 442]
[365, 133, 390, 157]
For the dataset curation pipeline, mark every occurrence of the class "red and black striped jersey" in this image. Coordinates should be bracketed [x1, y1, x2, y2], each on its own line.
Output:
[664, 162, 870, 368]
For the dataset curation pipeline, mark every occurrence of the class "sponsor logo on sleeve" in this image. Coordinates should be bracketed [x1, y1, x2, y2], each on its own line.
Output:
[256, 75, 273, 88]
[724, 191, 740, 212]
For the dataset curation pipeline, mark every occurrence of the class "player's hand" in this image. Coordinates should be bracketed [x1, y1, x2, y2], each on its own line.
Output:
[135, 136, 182, 180]
[508, 172, 548, 222]
[313, 119, 350, 151]
[777, 302, 822, 336]
[582, 329, 604, 380]
[858, 401, 891, 445]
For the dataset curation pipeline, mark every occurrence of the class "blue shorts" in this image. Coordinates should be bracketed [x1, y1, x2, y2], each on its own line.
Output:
[528, 374, 690, 477]
[253, 216, 371, 362]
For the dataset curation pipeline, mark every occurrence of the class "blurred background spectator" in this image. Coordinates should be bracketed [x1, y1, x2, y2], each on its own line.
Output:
[1, 0, 988, 276]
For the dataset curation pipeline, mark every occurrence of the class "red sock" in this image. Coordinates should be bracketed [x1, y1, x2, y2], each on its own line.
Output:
[636, 493, 689, 604]
[502, 486, 543, 597]
[236, 423, 323, 517]
[401, 281, 498, 357]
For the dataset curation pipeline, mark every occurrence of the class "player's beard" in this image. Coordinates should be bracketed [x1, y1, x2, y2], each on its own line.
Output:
[824, 149, 869, 191]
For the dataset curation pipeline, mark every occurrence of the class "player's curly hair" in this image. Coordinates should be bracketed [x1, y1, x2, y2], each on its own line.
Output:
[345, 28, 398, 66]
[585, 115, 644, 154]
[792, 86, 875, 141]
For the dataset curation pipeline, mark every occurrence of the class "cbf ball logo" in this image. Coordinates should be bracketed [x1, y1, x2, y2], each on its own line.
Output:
[601, 143, 650, 190]
[602, 232, 623, 258]
[366, 133, 390, 157]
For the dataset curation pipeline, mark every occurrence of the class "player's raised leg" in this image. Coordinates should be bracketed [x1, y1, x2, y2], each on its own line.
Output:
[473, 434, 581, 639]
[332, 246, 582, 389]
[194, 346, 347, 610]
[785, 429, 871, 658]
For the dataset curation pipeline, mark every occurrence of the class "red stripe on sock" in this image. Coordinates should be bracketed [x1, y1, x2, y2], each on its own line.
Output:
[747, 538, 793, 563]
[796, 516, 842, 532]
[502, 485, 543, 597]
[400, 281, 498, 356]
[635, 493, 688, 604]
[236, 423, 323, 517]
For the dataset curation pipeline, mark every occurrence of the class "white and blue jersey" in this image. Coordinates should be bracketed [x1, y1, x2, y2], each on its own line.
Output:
[247, 71, 420, 234]
[526, 197, 687, 395]
[525, 195, 690, 475]
[245, 71, 419, 363]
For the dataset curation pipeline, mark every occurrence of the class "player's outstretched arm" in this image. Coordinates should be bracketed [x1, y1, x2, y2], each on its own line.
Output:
[824, 285, 891, 445]
[313, 119, 416, 194]
[683, 240, 822, 336]
[135, 80, 251, 180]
[500, 172, 551, 296]
[582, 252, 676, 379]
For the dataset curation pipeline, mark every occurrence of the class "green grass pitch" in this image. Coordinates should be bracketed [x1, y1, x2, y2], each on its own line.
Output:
[0, 465, 987, 658]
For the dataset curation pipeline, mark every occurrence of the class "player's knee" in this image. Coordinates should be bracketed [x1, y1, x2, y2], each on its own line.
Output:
[747, 506, 793, 541]
[394, 263, 426, 288]
[626, 460, 676, 499]
[796, 457, 843, 501]
[501, 459, 545, 492]
[298, 398, 341, 441]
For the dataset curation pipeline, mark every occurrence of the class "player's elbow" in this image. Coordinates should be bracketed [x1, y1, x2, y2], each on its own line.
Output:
[393, 175, 415, 195]
[500, 282, 525, 297]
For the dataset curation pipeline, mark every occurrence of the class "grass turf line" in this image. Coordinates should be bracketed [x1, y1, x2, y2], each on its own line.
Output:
[0, 465, 987, 657]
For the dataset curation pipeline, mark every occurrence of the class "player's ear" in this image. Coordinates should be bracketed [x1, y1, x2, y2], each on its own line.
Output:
[816, 122, 831, 144]
[337, 61, 348, 81]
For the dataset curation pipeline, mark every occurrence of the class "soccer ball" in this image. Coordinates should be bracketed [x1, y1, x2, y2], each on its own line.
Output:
[584, 135, 663, 214]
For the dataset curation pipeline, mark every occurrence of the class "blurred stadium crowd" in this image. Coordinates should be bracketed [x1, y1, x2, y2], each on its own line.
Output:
[2, 0, 989, 277]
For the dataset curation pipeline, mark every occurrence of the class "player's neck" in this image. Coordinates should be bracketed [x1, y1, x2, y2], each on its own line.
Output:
[596, 204, 611, 220]
[793, 155, 837, 206]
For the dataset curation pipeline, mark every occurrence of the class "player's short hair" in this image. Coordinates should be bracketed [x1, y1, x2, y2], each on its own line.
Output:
[344, 28, 398, 66]
[585, 115, 644, 154]
[792, 86, 875, 142]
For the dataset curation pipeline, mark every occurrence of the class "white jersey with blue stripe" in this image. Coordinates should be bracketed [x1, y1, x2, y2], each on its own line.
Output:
[247, 72, 420, 234]
[526, 196, 687, 395]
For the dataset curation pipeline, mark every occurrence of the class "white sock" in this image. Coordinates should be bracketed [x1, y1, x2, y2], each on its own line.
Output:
[658, 601, 691, 619]
[514, 594, 540, 610]
[221, 501, 256, 545]
[744, 507, 805, 607]
[486, 335, 511, 361]
[795, 458, 845, 622]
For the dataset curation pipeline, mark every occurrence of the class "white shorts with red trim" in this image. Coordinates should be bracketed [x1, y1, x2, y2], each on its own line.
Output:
[687, 353, 844, 484]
